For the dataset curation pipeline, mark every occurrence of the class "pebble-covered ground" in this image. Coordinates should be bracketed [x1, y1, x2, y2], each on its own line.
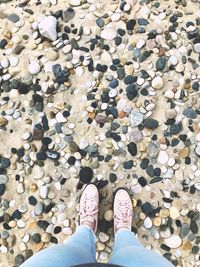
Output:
[0, 0, 200, 266]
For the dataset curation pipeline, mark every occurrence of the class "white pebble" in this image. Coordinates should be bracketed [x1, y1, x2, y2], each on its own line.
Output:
[144, 217, 152, 229]
[136, 39, 145, 49]
[164, 235, 182, 249]
[158, 151, 169, 164]
[62, 44, 72, 54]
[28, 61, 41, 75]
[76, 66, 84, 76]
[1, 58, 9, 68]
[56, 112, 67, 123]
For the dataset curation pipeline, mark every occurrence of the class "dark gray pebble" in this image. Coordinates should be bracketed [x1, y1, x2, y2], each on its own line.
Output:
[1, 157, 11, 168]
[62, 8, 75, 22]
[180, 223, 190, 238]
[15, 254, 25, 266]
[156, 57, 166, 71]
[169, 123, 182, 135]
[7, 13, 20, 23]
[0, 184, 6, 196]
[32, 233, 41, 243]
[96, 18, 104, 28]
[143, 118, 159, 129]
[183, 108, 197, 119]
[79, 166, 93, 184]
[127, 142, 137, 156]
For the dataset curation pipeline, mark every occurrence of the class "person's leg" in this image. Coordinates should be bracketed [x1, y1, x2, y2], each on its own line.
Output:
[21, 225, 96, 267]
[109, 229, 174, 267]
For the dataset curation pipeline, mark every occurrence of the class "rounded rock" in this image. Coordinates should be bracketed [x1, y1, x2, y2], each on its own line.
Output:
[151, 76, 164, 89]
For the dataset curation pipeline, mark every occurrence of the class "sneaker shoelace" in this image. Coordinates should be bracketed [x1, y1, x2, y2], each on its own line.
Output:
[80, 195, 99, 224]
[114, 200, 132, 229]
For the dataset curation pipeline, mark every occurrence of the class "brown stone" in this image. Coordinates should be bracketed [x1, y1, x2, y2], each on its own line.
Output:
[159, 209, 170, 218]
[183, 83, 191, 90]
[178, 147, 189, 159]
[29, 183, 37, 192]
[158, 47, 166, 57]
[41, 233, 51, 243]
[181, 241, 192, 250]
[153, 217, 162, 227]
[132, 198, 137, 208]
[0, 117, 8, 126]
[88, 112, 95, 120]
[27, 219, 37, 230]
[33, 242, 44, 252]
[118, 111, 126, 119]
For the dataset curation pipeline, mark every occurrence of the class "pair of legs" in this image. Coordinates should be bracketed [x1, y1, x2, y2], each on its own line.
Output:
[21, 185, 173, 267]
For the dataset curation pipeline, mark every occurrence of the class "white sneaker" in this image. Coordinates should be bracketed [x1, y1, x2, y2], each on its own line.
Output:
[113, 188, 133, 234]
[79, 184, 99, 233]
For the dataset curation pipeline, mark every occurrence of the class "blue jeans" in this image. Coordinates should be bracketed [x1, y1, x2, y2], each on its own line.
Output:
[21, 226, 173, 267]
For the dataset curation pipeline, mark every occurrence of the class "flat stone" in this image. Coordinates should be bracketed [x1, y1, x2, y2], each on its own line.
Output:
[38, 16, 57, 41]
[178, 147, 189, 159]
[0, 117, 8, 126]
[70, 0, 81, 6]
[131, 129, 143, 143]
[101, 29, 117, 40]
[0, 184, 6, 196]
[147, 142, 159, 158]
[164, 235, 182, 249]
[0, 175, 8, 184]
[157, 151, 169, 164]
[194, 43, 200, 53]
[62, 8, 75, 23]
[7, 13, 20, 23]
[99, 232, 109, 243]
[34, 202, 44, 216]
[151, 76, 163, 89]
[144, 217, 152, 228]
[104, 210, 113, 221]
[130, 110, 143, 126]
[183, 108, 197, 119]
[39, 185, 48, 199]
[156, 57, 166, 71]
[29, 61, 41, 75]
[170, 206, 180, 219]
[32, 166, 44, 179]
[96, 18, 104, 28]
[143, 118, 159, 129]
[1, 157, 10, 168]
[180, 223, 190, 238]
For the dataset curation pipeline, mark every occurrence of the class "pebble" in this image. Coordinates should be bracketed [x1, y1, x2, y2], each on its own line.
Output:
[144, 217, 152, 229]
[130, 111, 143, 126]
[181, 224, 190, 238]
[99, 232, 109, 243]
[194, 43, 200, 53]
[34, 202, 44, 215]
[0, 175, 8, 184]
[28, 61, 40, 75]
[38, 16, 57, 41]
[79, 167, 93, 184]
[101, 29, 117, 40]
[158, 151, 169, 164]
[7, 13, 20, 23]
[156, 57, 166, 71]
[1, 58, 9, 68]
[170, 206, 180, 219]
[39, 185, 48, 199]
[151, 76, 164, 89]
[143, 118, 159, 129]
[183, 108, 197, 119]
[164, 235, 182, 249]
